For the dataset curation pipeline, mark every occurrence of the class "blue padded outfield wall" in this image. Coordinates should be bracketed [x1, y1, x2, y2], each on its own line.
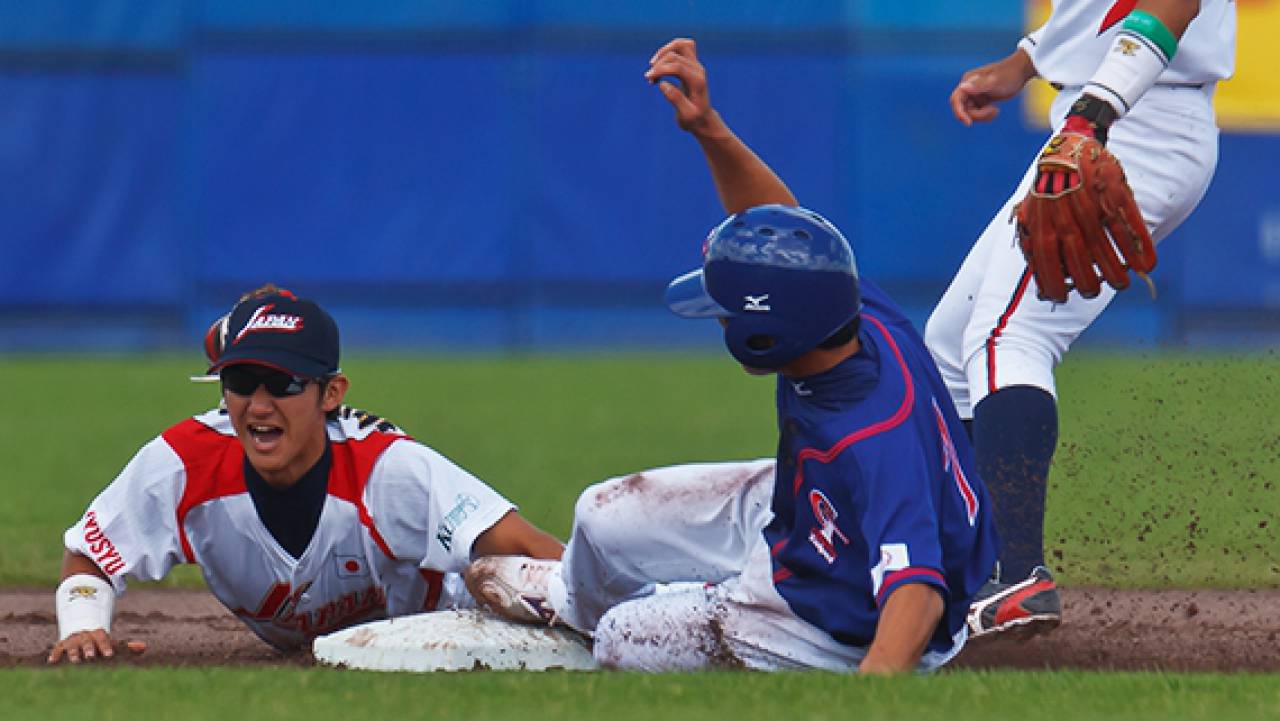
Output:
[1, 1, 1276, 352]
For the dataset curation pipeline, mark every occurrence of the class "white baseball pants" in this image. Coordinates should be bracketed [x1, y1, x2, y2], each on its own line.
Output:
[924, 83, 1219, 417]
[546, 459, 963, 672]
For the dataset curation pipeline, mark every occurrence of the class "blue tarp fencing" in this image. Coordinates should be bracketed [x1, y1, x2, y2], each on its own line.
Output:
[1, 1, 1275, 352]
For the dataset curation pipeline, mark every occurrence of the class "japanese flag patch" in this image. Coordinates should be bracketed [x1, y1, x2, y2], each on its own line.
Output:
[336, 555, 368, 578]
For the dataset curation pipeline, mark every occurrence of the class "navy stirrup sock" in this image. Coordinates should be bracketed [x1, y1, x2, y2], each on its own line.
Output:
[972, 385, 1058, 583]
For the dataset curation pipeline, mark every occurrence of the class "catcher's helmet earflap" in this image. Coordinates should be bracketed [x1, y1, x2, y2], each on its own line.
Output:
[665, 205, 861, 370]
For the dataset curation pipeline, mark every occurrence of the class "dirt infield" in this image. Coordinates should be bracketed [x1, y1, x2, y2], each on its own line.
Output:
[3, 587, 1278, 671]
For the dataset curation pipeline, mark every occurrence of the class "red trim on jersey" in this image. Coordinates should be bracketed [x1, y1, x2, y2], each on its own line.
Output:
[876, 567, 946, 605]
[166, 418, 254, 564]
[1099, 0, 1138, 34]
[165, 415, 411, 563]
[326, 431, 408, 560]
[984, 268, 1034, 395]
[790, 313, 915, 496]
[932, 400, 979, 526]
[420, 569, 445, 611]
[233, 581, 293, 620]
[770, 537, 793, 579]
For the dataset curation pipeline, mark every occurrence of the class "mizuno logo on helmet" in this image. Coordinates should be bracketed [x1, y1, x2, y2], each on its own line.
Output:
[743, 294, 771, 312]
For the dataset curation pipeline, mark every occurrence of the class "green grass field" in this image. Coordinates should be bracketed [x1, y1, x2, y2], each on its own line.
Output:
[3, 352, 1277, 588]
[3, 351, 1279, 719]
[5, 668, 1280, 721]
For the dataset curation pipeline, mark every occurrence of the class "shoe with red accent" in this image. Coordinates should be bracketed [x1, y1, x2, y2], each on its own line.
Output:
[464, 556, 562, 626]
[966, 566, 1061, 639]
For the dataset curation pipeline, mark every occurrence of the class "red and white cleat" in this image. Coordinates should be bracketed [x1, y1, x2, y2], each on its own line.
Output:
[966, 565, 1062, 640]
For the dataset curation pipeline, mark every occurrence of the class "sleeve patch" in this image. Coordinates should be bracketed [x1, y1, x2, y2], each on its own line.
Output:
[870, 542, 911, 597]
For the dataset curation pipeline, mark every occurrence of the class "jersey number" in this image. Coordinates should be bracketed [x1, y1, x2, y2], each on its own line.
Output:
[932, 398, 978, 526]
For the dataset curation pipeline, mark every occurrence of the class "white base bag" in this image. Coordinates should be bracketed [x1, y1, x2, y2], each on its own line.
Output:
[312, 609, 597, 672]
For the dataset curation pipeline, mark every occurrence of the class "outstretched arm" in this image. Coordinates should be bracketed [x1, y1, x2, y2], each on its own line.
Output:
[472, 510, 564, 561]
[859, 583, 945, 674]
[950, 0, 1200, 128]
[949, 48, 1038, 126]
[644, 38, 797, 214]
[48, 552, 118, 664]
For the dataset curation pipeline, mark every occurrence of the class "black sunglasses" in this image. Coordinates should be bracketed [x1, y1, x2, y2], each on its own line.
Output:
[220, 365, 315, 398]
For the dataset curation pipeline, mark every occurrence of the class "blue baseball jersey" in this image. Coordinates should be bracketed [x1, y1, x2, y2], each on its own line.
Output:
[763, 279, 999, 656]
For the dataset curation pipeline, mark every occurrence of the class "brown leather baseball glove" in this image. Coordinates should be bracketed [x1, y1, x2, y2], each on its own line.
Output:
[1014, 131, 1156, 303]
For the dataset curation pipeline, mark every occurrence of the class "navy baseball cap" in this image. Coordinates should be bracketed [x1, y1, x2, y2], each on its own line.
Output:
[207, 292, 340, 380]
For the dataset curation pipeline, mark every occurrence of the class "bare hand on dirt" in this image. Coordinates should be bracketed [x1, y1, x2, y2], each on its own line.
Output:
[48, 630, 147, 665]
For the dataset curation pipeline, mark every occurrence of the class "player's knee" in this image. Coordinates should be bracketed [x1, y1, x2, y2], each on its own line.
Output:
[590, 607, 630, 669]
[570, 490, 617, 554]
[572, 474, 643, 544]
[592, 603, 702, 672]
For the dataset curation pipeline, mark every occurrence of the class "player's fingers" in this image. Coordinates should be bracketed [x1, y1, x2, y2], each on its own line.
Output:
[658, 80, 698, 114]
[643, 59, 675, 84]
[950, 81, 991, 126]
[949, 87, 974, 125]
[650, 37, 696, 64]
[968, 104, 1001, 123]
[89, 629, 115, 659]
[646, 54, 699, 84]
[952, 69, 987, 95]
[51, 631, 95, 664]
[647, 56, 707, 102]
[650, 37, 701, 64]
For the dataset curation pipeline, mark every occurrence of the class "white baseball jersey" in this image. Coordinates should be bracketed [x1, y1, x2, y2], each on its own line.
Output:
[65, 407, 514, 650]
[926, 2, 1231, 415]
[1020, 0, 1236, 85]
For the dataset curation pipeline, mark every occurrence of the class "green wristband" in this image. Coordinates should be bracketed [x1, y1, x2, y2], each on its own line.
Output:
[1122, 10, 1178, 61]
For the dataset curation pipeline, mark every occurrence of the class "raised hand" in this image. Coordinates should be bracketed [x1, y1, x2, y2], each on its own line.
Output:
[950, 49, 1038, 126]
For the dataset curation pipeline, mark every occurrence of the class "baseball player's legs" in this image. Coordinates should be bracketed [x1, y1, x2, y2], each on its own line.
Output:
[958, 226, 1112, 587]
[591, 530, 861, 671]
[954, 84, 1218, 600]
[593, 584, 868, 671]
[924, 161, 1038, 420]
[549, 458, 776, 633]
[592, 530, 965, 671]
[956, 82, 1218, 409]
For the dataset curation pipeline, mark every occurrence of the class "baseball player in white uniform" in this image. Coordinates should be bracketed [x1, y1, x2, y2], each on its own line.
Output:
[923, 0, 1235, 636]
[48, 286, 562, 663]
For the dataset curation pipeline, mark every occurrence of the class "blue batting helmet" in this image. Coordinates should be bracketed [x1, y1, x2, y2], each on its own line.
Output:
[665, 204, 861, 369]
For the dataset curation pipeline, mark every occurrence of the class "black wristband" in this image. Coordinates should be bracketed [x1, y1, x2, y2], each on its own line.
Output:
[1065, 94, 1118, 145]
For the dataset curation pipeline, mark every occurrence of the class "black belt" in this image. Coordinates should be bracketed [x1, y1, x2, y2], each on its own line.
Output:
[1050, 81, 1206, 90]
